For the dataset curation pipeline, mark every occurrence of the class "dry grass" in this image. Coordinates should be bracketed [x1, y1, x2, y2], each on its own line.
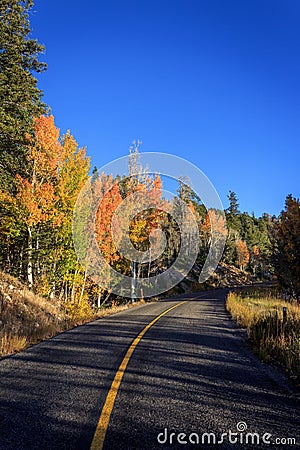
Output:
[226, 288, 300, 383]
[0, 271, 147, 357]
[0, 333, 27, 355]
[0, 272, 70, 356]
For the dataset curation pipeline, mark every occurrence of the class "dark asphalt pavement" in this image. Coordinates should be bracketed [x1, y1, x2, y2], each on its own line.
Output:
[0, 289, 299, 450]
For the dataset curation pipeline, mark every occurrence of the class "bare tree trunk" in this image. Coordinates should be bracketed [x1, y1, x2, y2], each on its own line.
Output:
[59, 282, 64, 301]
[147, 248, 151, 278]
[79, 270, 87, 304]
[27, 160, 37, 290]
[19, 246, 23, 279]
[6, 246, 11, 273]
[50, 261, 57, 300]
[71, 269, 78, 302]
[36, 232, 41, 276]
[27, 226, 33, 288]
[131, 261, 137, 302]
[65, 281, 69, 303]
[101, 291, 111, 306]
[97, 286, 102, 308]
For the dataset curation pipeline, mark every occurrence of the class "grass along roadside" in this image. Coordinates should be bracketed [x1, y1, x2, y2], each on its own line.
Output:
[0, 271, 146, 358]
[226, 289, 300, 384]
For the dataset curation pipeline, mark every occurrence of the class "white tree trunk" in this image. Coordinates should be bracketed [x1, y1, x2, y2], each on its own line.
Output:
[79, 270, 87, 304]
[27, 226, 33, 288]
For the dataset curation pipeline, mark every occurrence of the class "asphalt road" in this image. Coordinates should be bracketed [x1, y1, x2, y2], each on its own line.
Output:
[0, 289, 299, 450]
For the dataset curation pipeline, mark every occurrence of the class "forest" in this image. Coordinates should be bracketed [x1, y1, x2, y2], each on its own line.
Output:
[1, 7, 300, 449]
[1, 0, 300, 325]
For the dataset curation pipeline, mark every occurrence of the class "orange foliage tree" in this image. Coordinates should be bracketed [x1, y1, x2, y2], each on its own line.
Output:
[94, 174, 123, 265]
[1, 115, 90, 297]
[236, 239, 250, 270]
[201, 209, 227, 259]
[15, 116, 61, 287]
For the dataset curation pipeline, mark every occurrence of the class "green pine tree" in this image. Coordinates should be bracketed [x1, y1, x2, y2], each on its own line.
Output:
[0, 0, 47, 191]
[225, 190, 241, 232]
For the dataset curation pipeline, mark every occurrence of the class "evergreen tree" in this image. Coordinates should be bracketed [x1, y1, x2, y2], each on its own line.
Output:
[226, 190, 241, 231]
[226, 190, 240, 216]
[0, 0, 47, 191]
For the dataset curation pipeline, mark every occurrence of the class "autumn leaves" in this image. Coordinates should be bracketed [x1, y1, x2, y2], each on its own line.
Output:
[0, 115, 90, 302]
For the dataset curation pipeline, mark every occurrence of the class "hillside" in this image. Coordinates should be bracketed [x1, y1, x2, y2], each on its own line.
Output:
[0, 272, 147, 357]
[212, 262, 258, 287]
[0, 272, 69, 356]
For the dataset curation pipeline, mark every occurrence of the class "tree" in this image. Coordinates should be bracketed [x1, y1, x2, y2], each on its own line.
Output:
[95, 174, 123, 266]
[201, 209, 227, 256]
[0, 0, 47, 191]
[272, 195, 300, 299]
[226, 191, 241, 231]
[0, 115, 91, 298]
[226, 191, 240, 216]
[48, 130, 90, 301]
[14, 116, 61, 287]
[250, 244, 260, 276]
[222, 227, 238, 266]
[236, 239, 250, 271]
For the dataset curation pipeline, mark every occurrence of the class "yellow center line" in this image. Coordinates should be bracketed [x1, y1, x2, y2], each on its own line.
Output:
[90, 300, 187, 450]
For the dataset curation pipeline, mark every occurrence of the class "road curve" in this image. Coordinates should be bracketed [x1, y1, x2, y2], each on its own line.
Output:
[0, 289, 299, 450]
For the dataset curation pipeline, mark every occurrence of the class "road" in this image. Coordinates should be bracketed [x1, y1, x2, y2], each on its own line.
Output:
[0, 289, 299, 450]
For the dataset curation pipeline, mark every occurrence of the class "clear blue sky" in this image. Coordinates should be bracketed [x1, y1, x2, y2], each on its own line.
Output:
[30, 0, 300, 216]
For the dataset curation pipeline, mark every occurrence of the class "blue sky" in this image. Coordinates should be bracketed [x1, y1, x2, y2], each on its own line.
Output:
[30, 0, 300, 216]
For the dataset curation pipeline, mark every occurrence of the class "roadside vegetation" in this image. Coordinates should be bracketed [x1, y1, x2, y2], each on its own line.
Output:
[0, 271, 145, 357]
[226, 287, 300, 383]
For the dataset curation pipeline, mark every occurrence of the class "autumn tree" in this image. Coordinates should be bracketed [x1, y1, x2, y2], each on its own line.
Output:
[0, 116, 60, 286]
[14, 116, 62, 287]
[0, 115, 91, 299]
[272, 195, 300, 299]
[94, 173, 123, 266]
[236, 239, 250, 271]
[251, 244, 260, 276]
[48, 130, 90, 301]
[120, 143, 164, 298]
